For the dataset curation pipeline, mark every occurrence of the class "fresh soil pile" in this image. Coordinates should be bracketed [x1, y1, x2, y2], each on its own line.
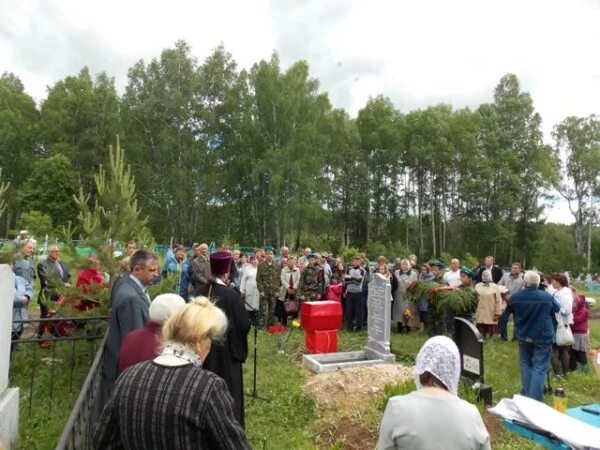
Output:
[303, 364, 414, 410]
[304, 364, 414, 449]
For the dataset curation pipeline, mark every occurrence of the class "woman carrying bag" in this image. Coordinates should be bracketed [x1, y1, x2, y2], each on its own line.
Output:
[279, 255, 301, 325]
[550, 273, 574, 377]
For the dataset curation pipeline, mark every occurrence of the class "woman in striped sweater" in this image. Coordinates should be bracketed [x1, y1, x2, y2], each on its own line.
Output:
[93, 297, 251, 450]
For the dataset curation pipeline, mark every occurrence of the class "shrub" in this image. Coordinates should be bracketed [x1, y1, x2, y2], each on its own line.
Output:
[340, 246, 360, 263]
[19, 210, 54, 239]
[462, 252, 480, 269]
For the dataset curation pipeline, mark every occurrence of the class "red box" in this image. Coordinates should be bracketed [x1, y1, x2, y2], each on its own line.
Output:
[305, 329, 338, 354]
[301, 301, 343, 331]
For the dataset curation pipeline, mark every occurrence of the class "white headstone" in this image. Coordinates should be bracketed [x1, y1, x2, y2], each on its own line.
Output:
[0, 265, 19, 449]
[364, 273, 395, 362]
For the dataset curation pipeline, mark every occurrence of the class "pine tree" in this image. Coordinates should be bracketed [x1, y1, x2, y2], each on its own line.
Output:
[74, 135, 153, 247]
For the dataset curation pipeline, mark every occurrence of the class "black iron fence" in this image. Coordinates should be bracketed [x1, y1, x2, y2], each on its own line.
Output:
[9, 316, 109, 417]
[55, 333, 107, 450]
[8, 315, 109, 449]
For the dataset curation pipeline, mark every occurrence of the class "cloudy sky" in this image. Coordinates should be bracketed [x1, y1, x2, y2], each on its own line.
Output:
[1, 0, 599, 223]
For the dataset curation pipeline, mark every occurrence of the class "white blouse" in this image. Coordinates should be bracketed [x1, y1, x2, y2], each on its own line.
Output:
[554, 286, 574, 325]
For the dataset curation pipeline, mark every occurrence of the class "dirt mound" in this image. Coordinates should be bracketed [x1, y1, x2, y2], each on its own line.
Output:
[316, 417, 378, 450]
[303, 364, 413, 411]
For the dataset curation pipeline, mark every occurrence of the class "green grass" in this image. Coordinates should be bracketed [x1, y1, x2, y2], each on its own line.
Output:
[10, 339, 100, 450]
[243, 329, 315, 450]
[10, 320, 600, 449]
[243, 321, 600, 449]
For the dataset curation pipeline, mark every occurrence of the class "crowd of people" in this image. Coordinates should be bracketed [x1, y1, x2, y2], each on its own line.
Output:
[2, 234, 595, 449]
[98, 246, 251, 448]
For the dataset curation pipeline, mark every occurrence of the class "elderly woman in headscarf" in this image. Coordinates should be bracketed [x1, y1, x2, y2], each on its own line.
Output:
[377, 336, 491, 450]
[393, 259, 418, 333]
[474, 269, 502, 339]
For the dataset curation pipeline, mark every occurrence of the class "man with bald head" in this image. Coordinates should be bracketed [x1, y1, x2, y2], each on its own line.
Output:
[443, 258, 461, 287]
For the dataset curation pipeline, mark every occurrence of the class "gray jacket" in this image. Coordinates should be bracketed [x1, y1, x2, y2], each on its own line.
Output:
[345, 266, 365, 294]
[499, 273, 524, 298]
[101, 274, 151, 393]
[13, 257, 36, 283]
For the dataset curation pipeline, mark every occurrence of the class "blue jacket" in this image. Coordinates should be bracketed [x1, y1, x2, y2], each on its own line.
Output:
[13, 257, 36, 283]
[161, 255, 182, 278]
[179, 259, 192, 299]
[13, 274, 35, 333]
[161, 256, 189, 297]
[511, 287, 560, 344]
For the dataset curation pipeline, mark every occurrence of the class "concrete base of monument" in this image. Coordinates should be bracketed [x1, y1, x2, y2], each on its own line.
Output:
[0, 387, 19, 449]
[303, 349, 395, 374]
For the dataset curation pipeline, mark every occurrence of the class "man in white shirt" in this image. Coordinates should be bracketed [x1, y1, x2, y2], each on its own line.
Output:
[442, 258, 461, 287]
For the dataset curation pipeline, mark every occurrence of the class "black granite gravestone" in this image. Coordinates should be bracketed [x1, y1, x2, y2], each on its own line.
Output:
[453, 317, 493, 405]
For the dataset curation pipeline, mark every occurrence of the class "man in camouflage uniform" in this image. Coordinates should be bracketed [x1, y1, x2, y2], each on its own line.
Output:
[298, 254, 324, 304]
[256, 248, 280, 326]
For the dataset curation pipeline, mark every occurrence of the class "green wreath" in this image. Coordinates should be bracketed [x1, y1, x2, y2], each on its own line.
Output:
[404, 281, 475, 313]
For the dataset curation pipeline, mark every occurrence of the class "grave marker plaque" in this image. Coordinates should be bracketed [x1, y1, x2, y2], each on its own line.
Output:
[453, 317, 492, 405]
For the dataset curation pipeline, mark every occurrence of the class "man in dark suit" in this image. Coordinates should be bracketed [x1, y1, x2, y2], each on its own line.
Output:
[475, 255, 504, 284]
[37, 244, 71, 346]
[101, 249, 160, 395]
[196, 251, 250, 428]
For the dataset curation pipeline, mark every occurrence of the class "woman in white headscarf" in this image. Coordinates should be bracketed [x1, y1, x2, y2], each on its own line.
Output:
[377, 336, 491, 450]
[474, 269, 502, 339]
